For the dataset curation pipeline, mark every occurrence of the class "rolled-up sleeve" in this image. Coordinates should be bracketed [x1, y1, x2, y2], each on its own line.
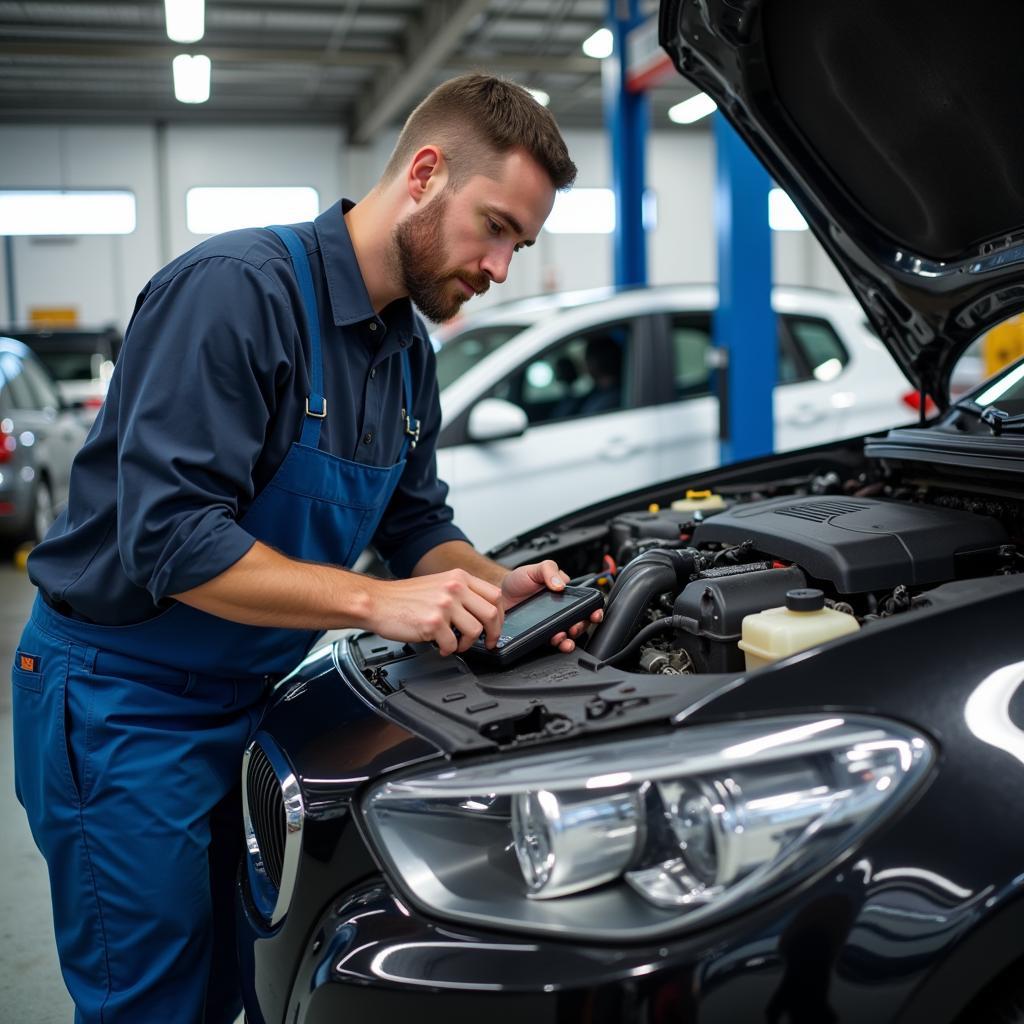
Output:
[115, 256, 293, 601]
[372, 339, 469, 577]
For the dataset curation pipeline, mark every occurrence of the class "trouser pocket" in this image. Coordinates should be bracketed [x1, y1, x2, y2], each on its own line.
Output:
[11, 618, 78, 820]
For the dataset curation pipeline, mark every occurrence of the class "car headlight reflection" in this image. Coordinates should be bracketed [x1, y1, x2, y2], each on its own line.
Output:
[361, 715, 932, 940]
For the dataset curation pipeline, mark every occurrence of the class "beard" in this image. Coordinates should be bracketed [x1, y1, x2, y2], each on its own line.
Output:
[391, 190, 489, 323]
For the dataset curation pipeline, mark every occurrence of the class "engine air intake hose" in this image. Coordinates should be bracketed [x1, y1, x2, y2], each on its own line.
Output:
[587, 547, 702, 662]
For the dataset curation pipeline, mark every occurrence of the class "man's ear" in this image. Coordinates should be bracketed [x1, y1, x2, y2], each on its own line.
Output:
[407, 145, 447, 203]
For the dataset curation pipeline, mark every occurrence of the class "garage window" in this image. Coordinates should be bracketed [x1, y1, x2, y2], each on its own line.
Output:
[186, 186, 319, 235]
[0, 190, 136, 236]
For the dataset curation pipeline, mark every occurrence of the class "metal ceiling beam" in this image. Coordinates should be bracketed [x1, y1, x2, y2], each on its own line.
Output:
[0, 39, 595, 75]
[447, 52, 595, 74]
[0, 39, 397, 68]
[350, 0, 489, 144]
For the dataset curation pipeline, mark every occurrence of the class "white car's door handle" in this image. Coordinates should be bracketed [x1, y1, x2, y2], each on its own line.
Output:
[600, 436, 638, 460]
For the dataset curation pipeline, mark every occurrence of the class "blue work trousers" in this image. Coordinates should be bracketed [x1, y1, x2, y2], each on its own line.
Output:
[12, 606, 267, 1023]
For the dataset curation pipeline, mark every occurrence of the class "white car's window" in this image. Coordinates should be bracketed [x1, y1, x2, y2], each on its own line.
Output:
[668, 314, 802, 400]
[435, 324, 527, 391]
[785, 316, 849, 382]
[490, 320, 634, 425]
[670, 318, 714, 399]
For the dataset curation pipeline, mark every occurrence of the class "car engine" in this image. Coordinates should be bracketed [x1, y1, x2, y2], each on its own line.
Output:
[336, 450, 1024, 753]
[497, 456, 1023, 679]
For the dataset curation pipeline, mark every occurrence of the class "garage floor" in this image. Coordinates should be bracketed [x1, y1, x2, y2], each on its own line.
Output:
[0, 564, 74, 1022]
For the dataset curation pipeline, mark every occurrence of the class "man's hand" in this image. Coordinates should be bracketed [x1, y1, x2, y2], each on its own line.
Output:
[362, 570, 505, 656]
[501, 559, 604, 653]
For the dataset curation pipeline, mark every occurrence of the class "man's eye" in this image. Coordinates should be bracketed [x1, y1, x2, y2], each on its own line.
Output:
[487, 218, 501, 235]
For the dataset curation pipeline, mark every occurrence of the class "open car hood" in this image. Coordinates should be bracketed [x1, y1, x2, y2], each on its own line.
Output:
[659, 0, 1024, 408]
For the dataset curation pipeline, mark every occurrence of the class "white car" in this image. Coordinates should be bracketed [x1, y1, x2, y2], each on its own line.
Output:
[434, 285, 913, 551]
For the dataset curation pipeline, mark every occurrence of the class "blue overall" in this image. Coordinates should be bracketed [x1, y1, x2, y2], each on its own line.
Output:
[11, 226, 418, 1023]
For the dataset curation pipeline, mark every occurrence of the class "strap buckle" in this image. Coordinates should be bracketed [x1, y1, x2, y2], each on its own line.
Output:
[305, 396, 328, 419]
[402, 408, 421, 449]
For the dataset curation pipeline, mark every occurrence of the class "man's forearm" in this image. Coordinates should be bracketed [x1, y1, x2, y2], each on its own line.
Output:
[171, 540, 374, 629]
[411, 539, 509, 586]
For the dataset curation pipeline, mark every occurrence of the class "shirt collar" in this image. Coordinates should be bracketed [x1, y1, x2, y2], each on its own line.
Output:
[314, 198, 422, 343]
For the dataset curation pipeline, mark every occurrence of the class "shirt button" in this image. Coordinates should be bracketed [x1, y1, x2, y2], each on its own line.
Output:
[399, 338, 408, 348]
[369, 368, 377, 379]
[362, 432, 374, 445]
[368, 322, 378, 332]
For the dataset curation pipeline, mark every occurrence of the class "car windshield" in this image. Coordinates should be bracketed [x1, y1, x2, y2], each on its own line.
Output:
[435, 324, 527, 391]
[962, 357, 1024, 415]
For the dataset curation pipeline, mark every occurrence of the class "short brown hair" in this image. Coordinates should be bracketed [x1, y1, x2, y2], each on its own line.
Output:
[381, 73, 577, 191]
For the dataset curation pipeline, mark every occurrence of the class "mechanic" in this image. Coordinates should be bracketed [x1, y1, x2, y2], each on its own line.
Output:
[11, 74, 595, 1023]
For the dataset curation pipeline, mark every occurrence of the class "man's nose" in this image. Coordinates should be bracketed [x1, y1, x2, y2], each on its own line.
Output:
[481, 247, 512, 285]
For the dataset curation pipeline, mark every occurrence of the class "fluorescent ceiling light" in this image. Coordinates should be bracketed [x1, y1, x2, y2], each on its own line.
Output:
[186, 186, 320, 235]
[0, 190, 136, 236]
[543, 188, 615, 235]
[768, 188, 809, 231]
[527, 88, 550, 107]
[668, 92, 717, 124]
[173, 54, 211, 104]
[165, 0, 204, 43]
[582, 27, 613, 59]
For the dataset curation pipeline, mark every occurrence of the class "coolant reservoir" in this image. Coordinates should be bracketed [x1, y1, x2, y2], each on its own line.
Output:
[738, 588, 860, 671]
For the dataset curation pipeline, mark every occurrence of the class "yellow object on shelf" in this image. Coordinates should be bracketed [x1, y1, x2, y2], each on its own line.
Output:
[670, 489, 727, 513]
[648, 503, 660, 513]
[739, 589, 859, 671]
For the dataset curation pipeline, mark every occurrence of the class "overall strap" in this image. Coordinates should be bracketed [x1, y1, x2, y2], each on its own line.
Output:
[399, 346, 420, 461]
[268, 224, 325, 449]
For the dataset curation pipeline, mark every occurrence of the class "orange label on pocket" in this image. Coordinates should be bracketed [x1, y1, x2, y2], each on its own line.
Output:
[18, 653, 38, 672]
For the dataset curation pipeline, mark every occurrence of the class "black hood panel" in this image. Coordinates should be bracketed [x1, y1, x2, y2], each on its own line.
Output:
[660, 0, 1024, 406]
[767, 0, 1024, 262]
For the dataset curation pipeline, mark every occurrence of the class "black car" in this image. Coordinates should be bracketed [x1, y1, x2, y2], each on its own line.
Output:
[5, 326, 122, 424]
[236, 2, 1024, 1021]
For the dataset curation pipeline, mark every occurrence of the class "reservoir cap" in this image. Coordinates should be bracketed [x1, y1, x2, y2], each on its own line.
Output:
[786, 588, 825, 612]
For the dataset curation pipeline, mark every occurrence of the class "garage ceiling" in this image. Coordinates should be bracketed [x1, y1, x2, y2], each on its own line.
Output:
[0, 0, 701, 133]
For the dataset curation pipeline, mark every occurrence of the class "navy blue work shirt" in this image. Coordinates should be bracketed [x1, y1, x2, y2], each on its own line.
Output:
[29, 199, 469, 625]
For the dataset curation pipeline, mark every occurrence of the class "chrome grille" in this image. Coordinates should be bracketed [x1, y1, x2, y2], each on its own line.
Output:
[246, 743, 286, 889]
[242, 735, 304, 924]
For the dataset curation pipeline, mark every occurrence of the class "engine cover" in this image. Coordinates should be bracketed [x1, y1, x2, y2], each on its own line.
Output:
[690, 495, 1009, 593]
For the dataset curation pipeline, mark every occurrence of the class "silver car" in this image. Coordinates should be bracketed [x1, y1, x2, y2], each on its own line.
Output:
[0, 337, 88, 548]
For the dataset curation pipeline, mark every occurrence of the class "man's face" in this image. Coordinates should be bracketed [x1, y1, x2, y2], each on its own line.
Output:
[392, 148, 555, 323]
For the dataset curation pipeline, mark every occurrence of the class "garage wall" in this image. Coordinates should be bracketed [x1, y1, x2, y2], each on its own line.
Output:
[0, 125, 161, 329]
[0, 121, 846, 332]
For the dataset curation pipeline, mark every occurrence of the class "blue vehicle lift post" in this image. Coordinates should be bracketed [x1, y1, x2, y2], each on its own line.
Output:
[713, 112, 775, 463]
[603, 0, 648, 288]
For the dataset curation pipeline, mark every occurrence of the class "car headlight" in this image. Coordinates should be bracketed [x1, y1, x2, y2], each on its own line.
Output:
[361, 715, 933, 940]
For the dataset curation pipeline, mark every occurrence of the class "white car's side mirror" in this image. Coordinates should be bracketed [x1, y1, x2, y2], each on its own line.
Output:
[467, 398, 529, 442]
